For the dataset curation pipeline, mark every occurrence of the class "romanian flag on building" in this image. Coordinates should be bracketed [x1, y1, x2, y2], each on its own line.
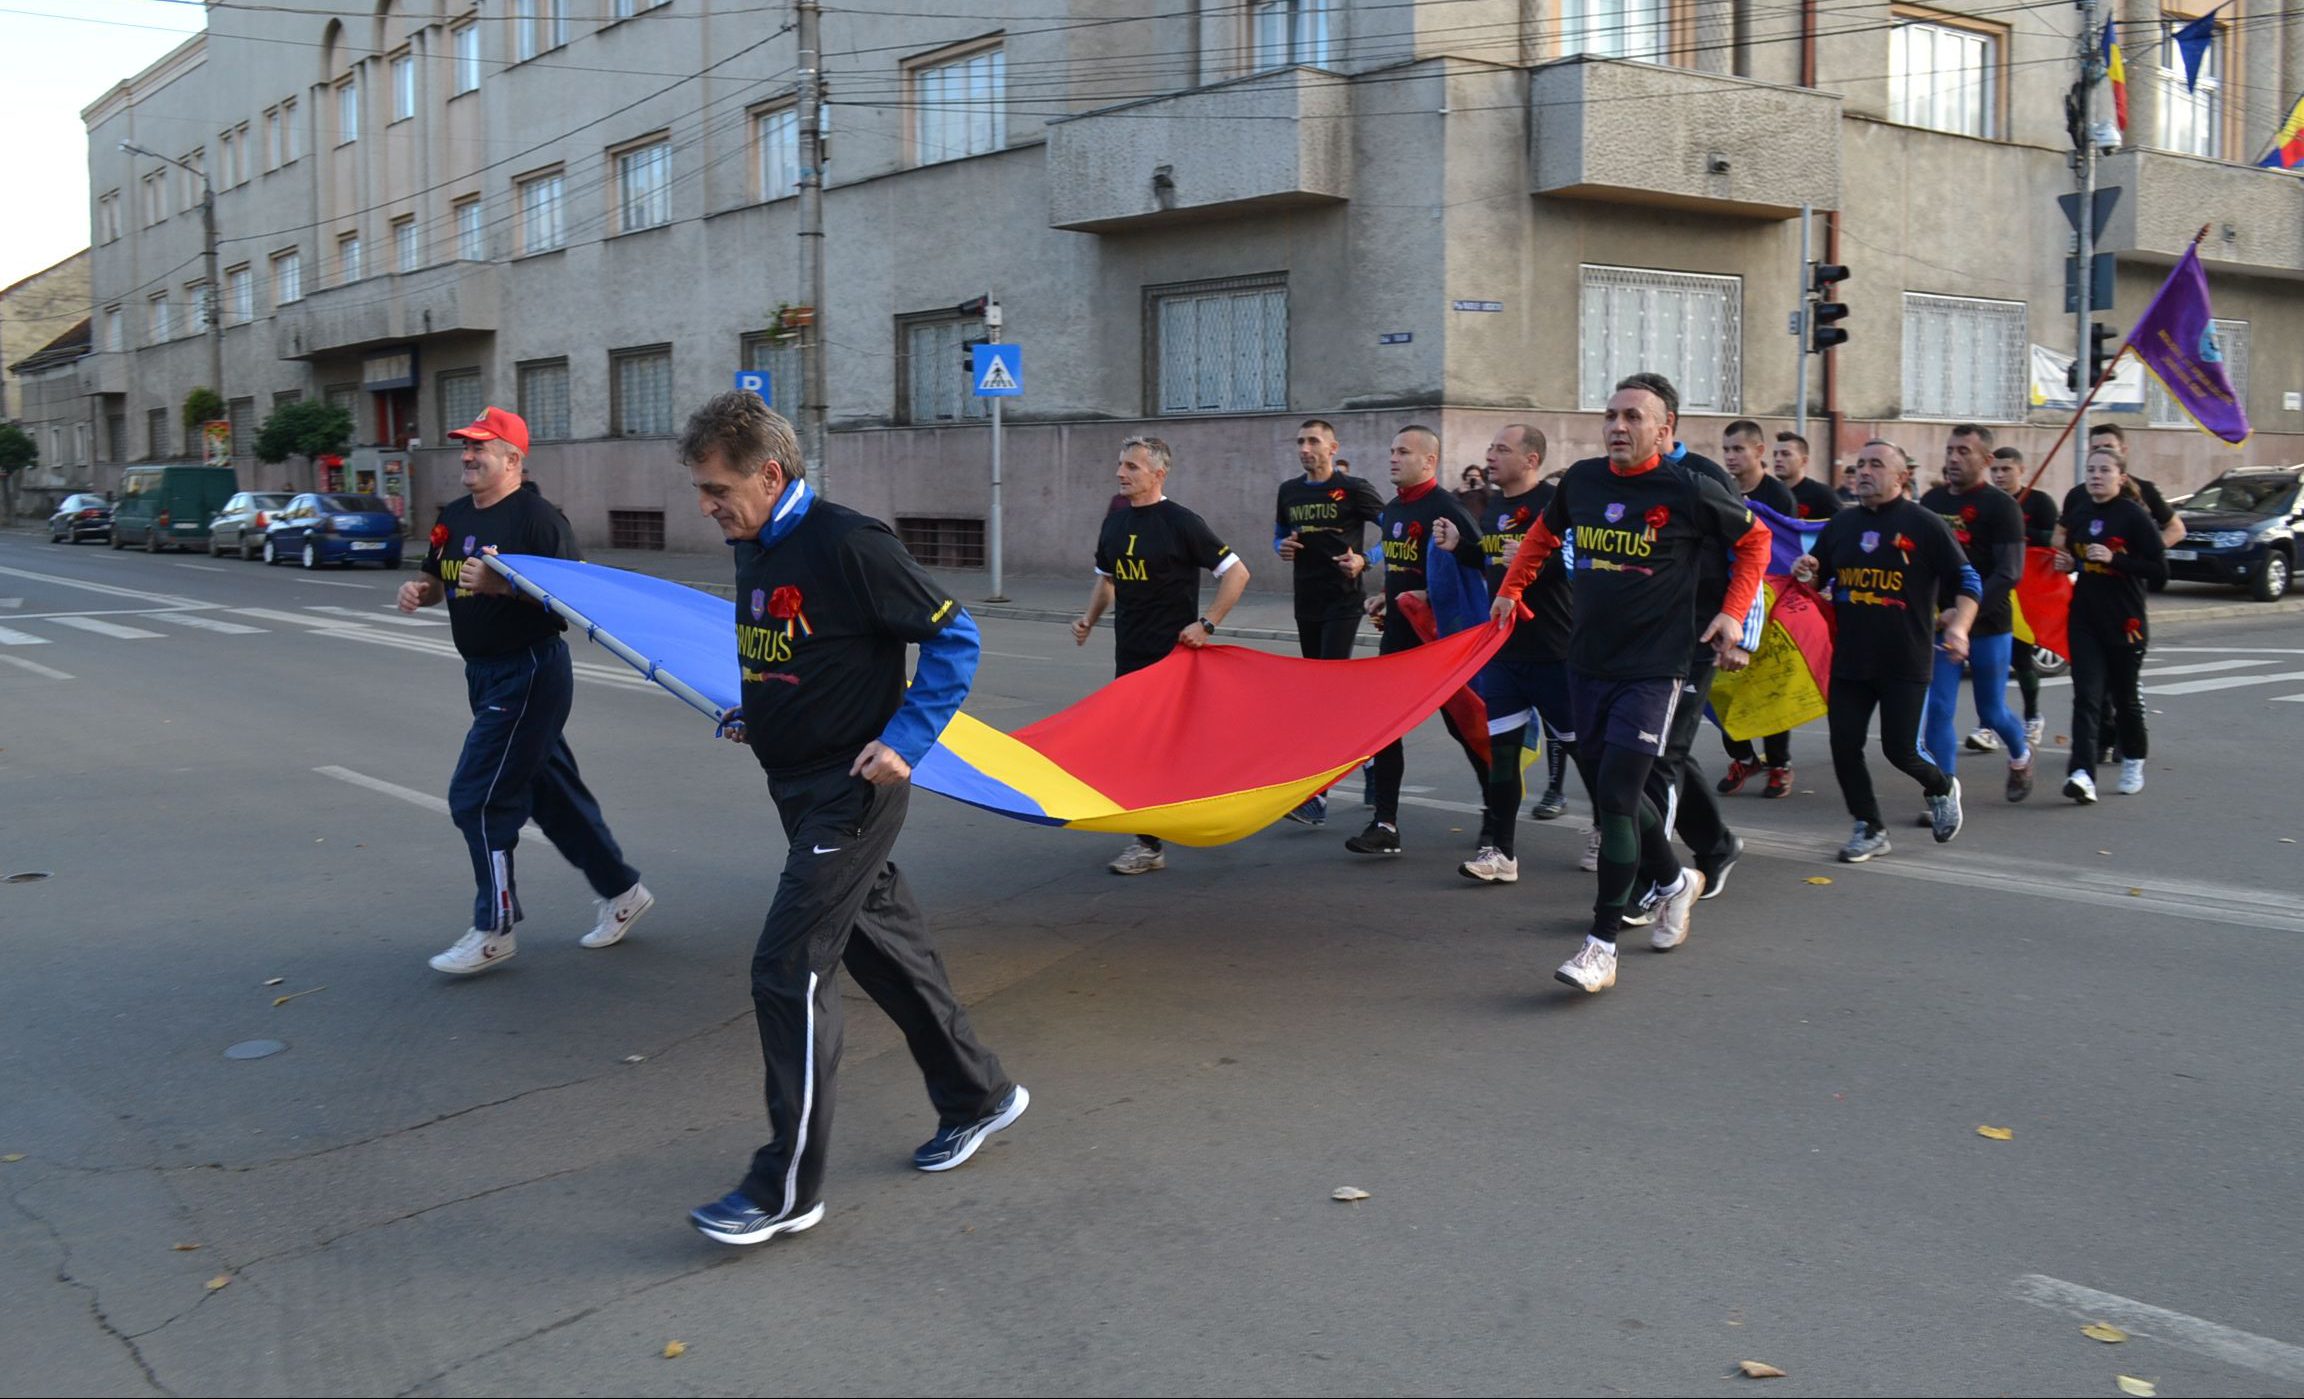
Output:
[2258, 92, 2304, 168]
[1708, 501, 1833, 743]
[2104, 20, 2129, 131]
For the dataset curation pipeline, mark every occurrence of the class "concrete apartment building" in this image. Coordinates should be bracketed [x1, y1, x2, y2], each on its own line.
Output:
[52, 0, 2304, 575]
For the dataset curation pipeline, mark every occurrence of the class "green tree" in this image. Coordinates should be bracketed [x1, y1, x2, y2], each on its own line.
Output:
[253, 399, 354, 465]
[181, 387, 225, 433]
[0, 423, 35, 474]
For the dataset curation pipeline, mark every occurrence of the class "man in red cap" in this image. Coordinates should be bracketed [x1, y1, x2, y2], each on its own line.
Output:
[396, 406, 654, 975]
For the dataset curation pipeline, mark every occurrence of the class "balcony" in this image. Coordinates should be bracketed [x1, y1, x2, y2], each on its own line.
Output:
[75, 350, 128, 396]
[1047, 68, 1351, 233]
[1530, 57, 1841, 219]
[274, 260, 501, 360]
[2094, 149, 2304, 278]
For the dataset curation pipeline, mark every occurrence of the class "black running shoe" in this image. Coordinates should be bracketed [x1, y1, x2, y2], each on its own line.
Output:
[914, 1084, 1030, 1172]
[1696, 833, 1744, 900]
[1344, 822, 1401, 855]
[1530, 786, 1567, 821]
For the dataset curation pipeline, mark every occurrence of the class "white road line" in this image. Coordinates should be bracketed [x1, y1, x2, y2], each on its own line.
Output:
[286, 576, 377, 589]
[2273, 694, 2304, 703]
[2155, 645, 2304, 655]
[0, 654, 73, 679]
[0, 624, 50, 646]
[979, 650, 1048, 661]
[2038, 659, 2270, 689]
[303, 622, 657, 689]
[173, 562, 230, 573]
[0, 563, 204, 607]
[314, 765, 539, 834]
[45, 616, 166, 640]
[304, 604, 447, 628]
[2146, 670, 2304, 696]
[2012, 1274, 2304, 1384]
[149, 612, 267, 635]
[230, 607, 352, 629]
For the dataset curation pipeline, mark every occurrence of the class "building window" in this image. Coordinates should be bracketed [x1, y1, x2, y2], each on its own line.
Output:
[754, 105, 800, 201]
[392, 215, 419, 273]
[2159, 16, 2222, 157]
[1250, 0, 1335, 67]
[141, 171, 166, 225]
[1578, 264, 1742, 414]
[452, 23, 482, 94]
[337, 76, 358, 145]
[1564, 0, 1666, 60]
[146, 407, 167, 460]
[912, 43, 1006, 166]
[229, 398, 256, 458]
[188, 281, 212, 334]
[325, 385, 362, 442]
[900, 316, 991, 424]
[518, 170, 565, 253]
[516, 1, 571, 60]
[896, 517, 987, 570]
[611, 345, 675, 437]
[149, 292, 172, 343]
[609, 509, 666, 550]
[518, 358, 572, 440]
[437, 369, 486, 439]
[273, 389, 303, 410]
[1902, 291, 2026, 420]
[1147, 275, 1290, 416]
[2149, 318, 2246, 425]
[455, 196, 486, 260]
[103, 306, 124, 352]
[615, 138, 672, 233]
[179, 150, 203, 212]
[1890, 16, 1997, 139]
[741, 330, 804, 420]
[218, 129, 238, 188]
[98, 192, 121, 243]
[612, 0, 668, 18]
[226, 265, 253, 324]
[338, 231, 363, 284]
[263, 107, 281, 169]
[273, 249, 303, 305]
[106, 411, 127, 463]
[390, 52, 416, 122]
[283, 97, 301, 161]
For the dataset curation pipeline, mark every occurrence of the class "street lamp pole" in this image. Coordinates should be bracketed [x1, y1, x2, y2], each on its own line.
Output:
[121, 142, 223, 456]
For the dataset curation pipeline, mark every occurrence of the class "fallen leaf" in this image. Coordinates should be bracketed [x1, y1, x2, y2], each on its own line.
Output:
[262, 977, 285, 987]
[2127, 889, 2143, 897]
[1737, 1360, 1787, 1378]
[2116, 1377, 2155, 1397]
[2082, 1322, 2128, 1343]
[662, 1341, 686, 1359]
[204, 1275, 232, 1292]
[1331, 1186, 1371, 1202]
[1976, 1125, 2014, 1140]
[1803, 876, 1833, 886]
[0, 1153, 24, 1163]
[621, 1055, 647, 1064]
[172, 1243, 202, 1252]
[271, 986, 328, 1008]
[2098, 850, 2112, 857]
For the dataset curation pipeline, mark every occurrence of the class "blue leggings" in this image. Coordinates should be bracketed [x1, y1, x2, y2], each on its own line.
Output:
[1921, 631, 2030, 774]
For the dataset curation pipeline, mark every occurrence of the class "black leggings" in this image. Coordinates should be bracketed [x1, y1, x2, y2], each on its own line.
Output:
[2011, 641, 2041, 722]
[1590, 743, 1676, 941]
[1296, 609, 1363, 661]
[1370, 708, 1487, 827]
[1828, 675, 1950, 835]
[2068, 625, 2148, 774]
[1723, 731, 1791, 768]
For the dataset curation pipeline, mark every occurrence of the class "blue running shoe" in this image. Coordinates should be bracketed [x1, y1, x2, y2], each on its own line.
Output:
[688, 1192, 826, 1247]
[913, 1084, 1030, 1172]
[1283, 794, 1328, 827]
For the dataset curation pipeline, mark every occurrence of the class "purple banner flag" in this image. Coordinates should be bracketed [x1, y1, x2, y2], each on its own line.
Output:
[2123, 243, 2249, 444]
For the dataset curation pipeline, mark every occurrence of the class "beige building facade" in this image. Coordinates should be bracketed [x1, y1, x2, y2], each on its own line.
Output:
[1, 250, 91, 425]
[48, 0, 2304, 576]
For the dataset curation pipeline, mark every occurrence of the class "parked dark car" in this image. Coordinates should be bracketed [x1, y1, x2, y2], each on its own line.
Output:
[110, 464, 239, 553]
[47, 492, 113, 544]
[207, 491, 293, 560]
[261, 493, 404, 569]
[2168, 465, 2302, 601]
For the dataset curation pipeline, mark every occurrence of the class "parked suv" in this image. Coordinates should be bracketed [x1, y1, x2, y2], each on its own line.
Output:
[2168, 465, 2302, 602]
[47, 492, 113, 544]
[208, 491, 293, 560]
[110, 464, 239, 553]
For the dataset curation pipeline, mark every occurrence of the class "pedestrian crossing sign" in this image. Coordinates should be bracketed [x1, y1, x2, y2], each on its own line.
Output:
[973, 343, 1022, 397]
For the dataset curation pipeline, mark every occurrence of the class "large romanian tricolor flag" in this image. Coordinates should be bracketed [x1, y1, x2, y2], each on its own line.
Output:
[1707, 500, 1834, 743]
[483, 553, 1511, 847]
[2258, 91, 2304, 169]
[2104, 20, 2129, 132]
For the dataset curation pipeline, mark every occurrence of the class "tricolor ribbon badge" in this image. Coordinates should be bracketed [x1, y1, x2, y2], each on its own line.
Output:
[1893, 532, 1916, 564]
[767, 585, 811, 639]
[429, 522, 449, 550]
[1643, 504, 1670, 541]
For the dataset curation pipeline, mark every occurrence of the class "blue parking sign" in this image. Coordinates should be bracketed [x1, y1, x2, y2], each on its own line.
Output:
[972, 344, 1022, 397]
[734, 369, 770, 400]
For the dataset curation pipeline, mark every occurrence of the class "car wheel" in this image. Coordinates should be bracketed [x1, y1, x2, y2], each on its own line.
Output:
[145, 529, 161, 554]
[111, 530, 124, 550]
[242, 536, 259, 561]
[2032, 646, 2068, 680]
[302, 540, 319, 570]
[262, 537, 278, 566]
[2252, 549, 2291, 602]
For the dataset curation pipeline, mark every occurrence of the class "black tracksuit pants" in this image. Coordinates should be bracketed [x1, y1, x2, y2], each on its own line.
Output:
[1641, 654, 1734, 887]
[1828, 674, 1949, 835]
[2067, 624, 2149, 773]
[740, 758, 1012, 1219]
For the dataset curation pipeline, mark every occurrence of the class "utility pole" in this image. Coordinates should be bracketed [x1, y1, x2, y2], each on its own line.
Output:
[2072, 0, 2105, 485]
[795, 0, 830, 497]
[1794, 203, 1812, 439]
[121, 141, 223, 459]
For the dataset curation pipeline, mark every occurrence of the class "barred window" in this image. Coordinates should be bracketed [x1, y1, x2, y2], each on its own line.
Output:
[520, 359, 571, 440]
[229, 398, 257, 458]
[1902, 292, 2027, 421]
[1578, 265, 1742, 413]
[2149, 318, 2247, 427]
[609, 509, 666, 550]
[612, 345, 674, 437]
[437, 369, 485, 439]
[913, 44, 1005, 166]
[146, 407, 168, 460]
[1148, 274, 1289, 416]
[615, 139, 671, 233]
[742, 331, 804, 421]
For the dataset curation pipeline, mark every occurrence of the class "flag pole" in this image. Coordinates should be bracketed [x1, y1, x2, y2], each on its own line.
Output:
[2026, 223, 2212, 494]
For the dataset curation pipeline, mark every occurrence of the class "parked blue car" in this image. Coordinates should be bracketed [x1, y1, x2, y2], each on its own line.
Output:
[261, 493, 405, 569]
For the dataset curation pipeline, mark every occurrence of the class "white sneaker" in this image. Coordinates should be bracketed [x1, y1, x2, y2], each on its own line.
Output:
[2116, 758, 2147, 795]
[1620, 882, 1664, 927]
[1555, 935, 1618, 993]
[1459, 846, 1519, 883]
[1580, 827, 1602, 872]
[1963, 726, 2001, 753]
[2025, 715, 2045, 747]
[2063, 770, 2099, 804]
[1108, 841, 1165, 876]
[430, 927, 516, 975]
[581, 881, 655, 949]
[1650, 868, 1706, 952]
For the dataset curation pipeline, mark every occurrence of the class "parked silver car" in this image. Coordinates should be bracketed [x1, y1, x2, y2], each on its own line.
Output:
[208, 491, 293, 560]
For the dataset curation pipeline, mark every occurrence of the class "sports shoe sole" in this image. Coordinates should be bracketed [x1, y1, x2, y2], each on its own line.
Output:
[1651, 869, 1705, 951]
[1345, 840, 1402, 856]
[1838, 840, 1889, 864]
[916, 1085, 1031, 1172]
[1458, 863, 1519, 884]
[691, 1199, 826, 1247]
[2063, 779, 2098, 805]
[1554, 962, 1616, 993]
[1109, 859, 1166, 875]
[430, 946, 515, 976]
[1698, 843, 1742, 900]
[1530, 792, 1567, 821]
[581, 886, 656, 949]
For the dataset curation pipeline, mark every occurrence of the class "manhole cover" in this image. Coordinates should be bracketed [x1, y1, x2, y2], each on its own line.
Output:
[3, 871, 53, 884]
[224, 1040, 286, 1060]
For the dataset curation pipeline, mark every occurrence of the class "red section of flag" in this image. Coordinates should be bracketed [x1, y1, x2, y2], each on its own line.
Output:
[2015, 546, 2073, 660]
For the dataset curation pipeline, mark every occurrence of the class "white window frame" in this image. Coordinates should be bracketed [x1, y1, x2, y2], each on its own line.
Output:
[612, 0, 667, 19]
[454, 195, 486, 261]
[1901, 291, 2027, 421]
[1250, 0, 1335, 68]
[264, 107, 282, 170]
[103, 305, 124, 352]
[187, 280, 212, 335]
[149, 291, 172, 343]
[218, 128, 238, 188]
[754, 104, 800, 201]
[1578, 264, 1743, 414]
[142, 171, 166, 225]
[2158, 15, 2223, 158]
[226, 265, 253, 324]
[283, 97, 302, 161]
[337, 76, 359, 145]
[98, 192, 121, 243]
[614, 137, 672, 233]
[2149, 317, 2247, 425]
[452, 23, 482, 95]
[392, 215, 420, 274]
[1889, 16, 1998, 139]
[901, 316, 992, 424]
[390, 51, 416, 122]
[912, 43, 1006, 167]
[742, 331, 805, 421]
[611, 344, 675, 437]
[1564, 0, 1667, 61]
[179, 150, 203, 213]
[338, 231, 363, 284]
[518, 358, 572, 440]
[518, 170, 565, 254]
[1146, 274, 1291, 417]
[516, 0, 571, 60]
[273, 249, 302, 305]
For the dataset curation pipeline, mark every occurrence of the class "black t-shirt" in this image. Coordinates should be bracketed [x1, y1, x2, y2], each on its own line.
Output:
[1480, 482, 1569, 663]
[2064, 478, 2176, 529]
[1919, 483, 2026, 638]
[1275, 470, 1385, 614]
[1540, 456, 1756, 680]
[733, 499, 963, 774]
[1741, 473, 1799, 517]
[2060, 494, 2167, 644]
[2014, 488, 2058, 548]
[1808, 497, 1975, 684]
[1671, 449, 1739, 619]
[424, 486, 578, 659]
[1376, 483, 1486, 653]
[1095, 499, 1235, 672]
[1789, 477, 1843, 521]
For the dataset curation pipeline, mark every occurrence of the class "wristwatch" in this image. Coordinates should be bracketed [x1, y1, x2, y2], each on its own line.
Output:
[1197, 616, 1217, 635]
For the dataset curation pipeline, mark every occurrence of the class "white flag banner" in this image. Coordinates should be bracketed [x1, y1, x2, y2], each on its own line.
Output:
[2030, 342, 2146, 412]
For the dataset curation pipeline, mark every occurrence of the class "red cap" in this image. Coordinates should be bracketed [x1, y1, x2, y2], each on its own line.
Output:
[447, 405, 529, 455]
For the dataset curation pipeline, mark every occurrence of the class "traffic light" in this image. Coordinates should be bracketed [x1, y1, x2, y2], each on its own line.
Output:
[961, 336, 988, 375]
[1808, 263, 1850, 353]
[2089, 321, 2120, 387]
[954, 295, 989, 318]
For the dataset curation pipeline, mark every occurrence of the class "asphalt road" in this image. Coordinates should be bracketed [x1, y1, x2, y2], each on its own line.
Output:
[4, 533, 2302, 1398]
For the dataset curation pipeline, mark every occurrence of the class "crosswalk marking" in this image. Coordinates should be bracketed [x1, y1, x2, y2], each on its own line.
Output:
[46, 616, 165, 640]
[2039, 659, 2269, 689]
[0, 624, 50, 646]
[150, 612, 267, 636]
[2145, 670, 2304, 696]
[229, 607, 355, 629]
[304, 604, 448, 628]
[2274, 694, 2304, 703]
[0, 654, 71, 679]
